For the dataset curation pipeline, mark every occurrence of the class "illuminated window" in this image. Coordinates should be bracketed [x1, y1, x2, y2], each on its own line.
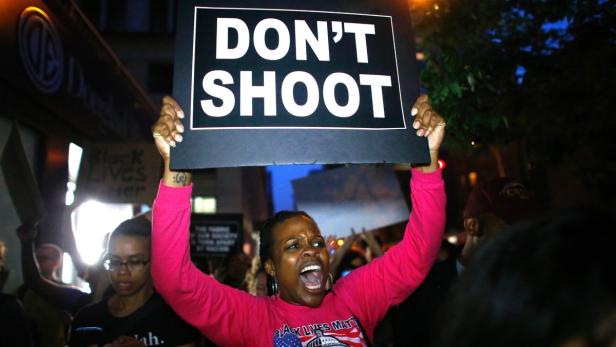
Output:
[71, 200, 133, 265]
[191, 196, 216, 214]
[65, 143, 83, 206]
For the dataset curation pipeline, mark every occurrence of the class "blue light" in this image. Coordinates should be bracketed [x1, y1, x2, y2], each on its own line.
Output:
[516, 65, 526, 85]
[267, 165, 323, 212]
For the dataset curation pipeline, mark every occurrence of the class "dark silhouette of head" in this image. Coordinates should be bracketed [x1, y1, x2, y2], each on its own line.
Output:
[438, 208, 616, 347]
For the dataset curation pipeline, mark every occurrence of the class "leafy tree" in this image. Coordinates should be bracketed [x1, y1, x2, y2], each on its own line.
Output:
[412, 0, 615, 200]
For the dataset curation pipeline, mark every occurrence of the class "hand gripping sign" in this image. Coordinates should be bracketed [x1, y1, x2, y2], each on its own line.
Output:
[172, 0, 426, 169]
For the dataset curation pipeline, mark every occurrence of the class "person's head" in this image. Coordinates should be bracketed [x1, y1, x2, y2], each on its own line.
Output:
[438, 208, 616, 347]
[35, 243, 63, 279]
[463, 177, 534, 238]
[260, 211, 329, 307]
[103, 216, 152, 298]
[224, 252, 251, 289]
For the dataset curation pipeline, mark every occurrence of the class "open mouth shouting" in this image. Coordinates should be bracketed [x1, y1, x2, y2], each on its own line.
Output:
[299, 262, 324, 292]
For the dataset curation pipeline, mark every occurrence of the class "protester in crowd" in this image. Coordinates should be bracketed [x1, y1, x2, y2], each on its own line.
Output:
[436, 208, 616, 347]
[0, 239, 34, 347]
[17, 222, 94, 316]
[329, 230, 384, 282]
[150, 94, 446, 346]
[17, 242, 72, 347]
[213, 252, 251, 290]
[458, 177, 537, 271]
[69, 215, 200, 347]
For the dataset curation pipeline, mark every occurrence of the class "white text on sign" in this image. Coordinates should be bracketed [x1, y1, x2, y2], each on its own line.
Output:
[200, 18, 392, 119]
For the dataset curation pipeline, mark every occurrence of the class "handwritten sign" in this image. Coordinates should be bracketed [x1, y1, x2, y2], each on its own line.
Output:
[76, 143, 161, 204]
[190, 214, 243, 258]
[171, 0, 427, 169]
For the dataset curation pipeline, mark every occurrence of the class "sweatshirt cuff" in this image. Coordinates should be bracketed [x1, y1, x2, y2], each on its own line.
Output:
[410, 168, 443, 188]
[154, 180, 193, 210]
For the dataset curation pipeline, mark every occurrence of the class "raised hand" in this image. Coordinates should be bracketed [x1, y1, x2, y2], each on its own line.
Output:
[411, 94, 446, 172]
[151, 96, 192, 187]
[361, 229, 383, 258]
[151, 96, 185, 161]
[411, 94, 446, 153]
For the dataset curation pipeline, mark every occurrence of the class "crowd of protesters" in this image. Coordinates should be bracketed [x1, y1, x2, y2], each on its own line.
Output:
[0, 95, 614, 347]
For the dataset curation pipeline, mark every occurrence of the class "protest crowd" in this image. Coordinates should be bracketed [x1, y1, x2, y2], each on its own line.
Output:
[0, 92, 613, 346]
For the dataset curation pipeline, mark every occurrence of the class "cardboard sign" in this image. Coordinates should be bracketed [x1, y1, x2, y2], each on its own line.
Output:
[76, 143, 161, 204]
[172, 0, 428, 169]
[292, 166, 409, 237]
[190, 214, 243, 258]
[0, 123, 47, 223]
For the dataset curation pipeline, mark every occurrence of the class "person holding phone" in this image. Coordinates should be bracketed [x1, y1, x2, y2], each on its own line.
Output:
[69, 216, 199, 347]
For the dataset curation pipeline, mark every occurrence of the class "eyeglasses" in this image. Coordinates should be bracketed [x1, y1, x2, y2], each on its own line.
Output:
[103, 258, 150, 272]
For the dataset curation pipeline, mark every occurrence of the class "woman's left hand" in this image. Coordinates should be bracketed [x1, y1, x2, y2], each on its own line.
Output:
[411, 94, 446, 153]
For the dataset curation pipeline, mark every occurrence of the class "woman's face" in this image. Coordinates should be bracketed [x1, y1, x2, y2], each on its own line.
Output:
[266, 215, 329, 307]
[106, 235, 152, 297]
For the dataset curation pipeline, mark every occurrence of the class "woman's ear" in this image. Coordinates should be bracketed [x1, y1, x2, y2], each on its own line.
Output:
[264, 259, 276, 278]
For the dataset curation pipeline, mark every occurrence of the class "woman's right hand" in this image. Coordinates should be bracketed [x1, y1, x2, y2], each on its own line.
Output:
[152, 96, 192, 187]
[151, 96, 185, 161]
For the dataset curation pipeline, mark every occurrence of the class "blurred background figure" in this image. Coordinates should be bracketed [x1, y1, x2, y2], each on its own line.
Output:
[246, 256, 268, 297]
[459, 177, 537, 271]
[17, 242, 72, 347]
[436, 208, 616, 347]
[0, 239, 34, 347]
[215, 252, 251, 290]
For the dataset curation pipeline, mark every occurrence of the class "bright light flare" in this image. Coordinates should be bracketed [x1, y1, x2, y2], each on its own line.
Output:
[71, 200, 133, 265]
[438, 159, 446, 170]
[468, 171, 478, 187]
[61, 252, 74, 284]
[447, 235, 458, 244]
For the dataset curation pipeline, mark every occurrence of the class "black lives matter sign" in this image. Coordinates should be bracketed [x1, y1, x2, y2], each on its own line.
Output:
[77, 143, 161, 204]
[192, 8, 403, 130]
[172, 1, 427, 169]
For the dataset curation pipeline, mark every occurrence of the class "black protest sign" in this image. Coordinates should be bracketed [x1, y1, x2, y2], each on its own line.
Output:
[0, 123, 47, 224]
[172, 0, 428, 169]
[76, 143, 161, 204]
[190, 214, 243, 259]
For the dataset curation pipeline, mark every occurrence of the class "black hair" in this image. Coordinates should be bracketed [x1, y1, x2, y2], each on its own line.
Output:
[258, 210, 312, 264]
[436, 207, 616, 347]
[108, 215, 151, 249]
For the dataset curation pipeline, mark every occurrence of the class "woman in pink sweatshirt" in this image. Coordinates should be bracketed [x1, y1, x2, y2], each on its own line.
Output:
[150, 95, 447, 347]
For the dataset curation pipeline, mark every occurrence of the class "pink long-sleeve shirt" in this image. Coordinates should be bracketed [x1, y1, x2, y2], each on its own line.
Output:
[152, 168, 446, 347]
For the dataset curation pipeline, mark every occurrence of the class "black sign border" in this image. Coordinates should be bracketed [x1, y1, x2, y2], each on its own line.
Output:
[172, 0, 429, 169]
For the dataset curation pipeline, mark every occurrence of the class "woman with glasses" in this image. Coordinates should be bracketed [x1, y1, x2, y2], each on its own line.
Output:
[69, 216, 200, 347]
[150, 94, 447, 346]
